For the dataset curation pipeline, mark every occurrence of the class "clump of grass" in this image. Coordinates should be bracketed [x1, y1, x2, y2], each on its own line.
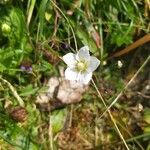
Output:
[0, 0, 149, 149]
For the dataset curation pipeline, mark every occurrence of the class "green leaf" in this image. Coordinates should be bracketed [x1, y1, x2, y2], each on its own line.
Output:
[38, 0, 49, 39]
[0, 132, 22, 149]
[19, 85, 39, 96]
[143, 108, 150, 124]
[9, 8, 26, 40]
[51, 109, 67, 134]
[76, 27, 98, 53]
[69, 20, 97, 53]
[0, 63, 6, 72]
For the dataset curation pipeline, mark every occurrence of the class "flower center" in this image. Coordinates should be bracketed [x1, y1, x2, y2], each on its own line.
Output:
[76, 61, 87, 72]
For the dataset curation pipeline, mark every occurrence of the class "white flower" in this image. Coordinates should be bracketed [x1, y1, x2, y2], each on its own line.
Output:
[63, 46, 100, 84]
[117, 60, 123, 68]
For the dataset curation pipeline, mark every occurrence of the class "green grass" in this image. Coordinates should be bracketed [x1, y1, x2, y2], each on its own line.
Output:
[0, 0, 150, 149]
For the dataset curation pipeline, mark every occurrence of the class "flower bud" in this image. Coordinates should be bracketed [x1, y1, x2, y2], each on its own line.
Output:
[1, 23, 11, 35]
[117, 60, 123, 68]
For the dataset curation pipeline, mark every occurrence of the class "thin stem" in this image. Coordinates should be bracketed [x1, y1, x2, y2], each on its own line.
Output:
[27, 0, 36, 27]
[48, 114, 54, 150]
[69, 104, 73, 128]
[100, 55, 150, 119]
[92, 79, 130, 150]
[50, 0, 78, 52]
[0, 76, 24, 107]
[98, 19, 104, 60]
[116, 120, 144, 150]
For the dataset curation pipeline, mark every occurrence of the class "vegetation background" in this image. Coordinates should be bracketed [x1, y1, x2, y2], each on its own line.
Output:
[0, 0, 150, 149]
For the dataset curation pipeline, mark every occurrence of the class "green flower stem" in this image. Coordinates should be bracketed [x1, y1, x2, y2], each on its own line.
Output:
[0, 76, 24, 107]
[50, 0, 78, 52]
[92, 79, 130, 150]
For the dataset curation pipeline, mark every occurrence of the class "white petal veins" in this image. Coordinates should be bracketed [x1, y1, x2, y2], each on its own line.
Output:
[76, 46, 90, 61]
[63, 53, 77, 69]
[65, 68, 78, 81]
[77, 72, 92, 84]
[87, 56, 100, 72]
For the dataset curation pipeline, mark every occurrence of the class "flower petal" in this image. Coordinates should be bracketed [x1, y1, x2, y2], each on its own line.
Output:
[64, 68, 78, 81]
[77, 72, 92, 84]
[63, 53, 76, 68]
[77, 46, 90, 61]
[87, 56, 100, 72]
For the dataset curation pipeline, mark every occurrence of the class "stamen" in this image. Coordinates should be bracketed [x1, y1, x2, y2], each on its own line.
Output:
[76, 61, 87, 72]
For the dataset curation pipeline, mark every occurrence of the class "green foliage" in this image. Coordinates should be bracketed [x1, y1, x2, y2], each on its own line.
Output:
[51, 109, 67, 133]
[19, 84, 39, 96]
[0, 0, 149, 149]
[109, 21, 134, 46]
